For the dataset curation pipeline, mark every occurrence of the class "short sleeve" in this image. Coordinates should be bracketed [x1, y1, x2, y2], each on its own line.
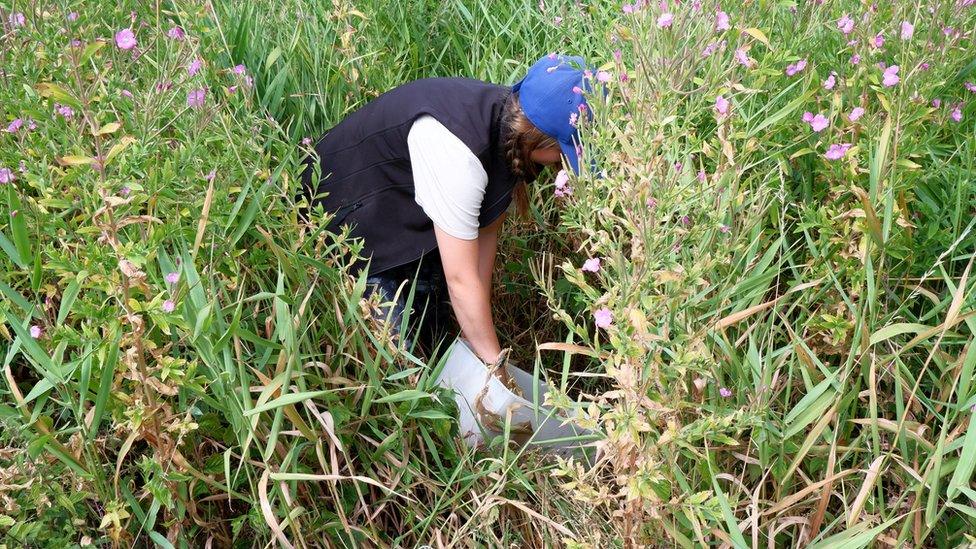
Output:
[407, 115, 488, 240]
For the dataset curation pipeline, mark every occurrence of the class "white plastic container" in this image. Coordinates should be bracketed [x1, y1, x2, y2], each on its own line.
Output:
[432, 338, 595, 461]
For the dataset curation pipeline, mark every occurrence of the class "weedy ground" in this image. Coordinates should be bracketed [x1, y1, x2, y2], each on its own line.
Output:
[1, 0, 975, 547]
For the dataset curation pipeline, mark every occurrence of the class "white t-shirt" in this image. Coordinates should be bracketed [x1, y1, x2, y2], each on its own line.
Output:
[407, 114, 488, 240]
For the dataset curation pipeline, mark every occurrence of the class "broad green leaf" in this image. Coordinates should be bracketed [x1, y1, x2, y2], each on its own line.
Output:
[870, 323, 931, 345]
[243, 390, 331, 416]
[375, 389, 434, 404]
[57, 271, 87, 325]
[808, 516, 899, 549]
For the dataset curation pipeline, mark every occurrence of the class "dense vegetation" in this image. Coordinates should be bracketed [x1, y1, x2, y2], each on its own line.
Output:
[1, 0, 975, 546]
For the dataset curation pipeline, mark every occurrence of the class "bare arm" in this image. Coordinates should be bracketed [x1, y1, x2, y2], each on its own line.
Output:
[434, 224, 502, 364]
[477, 213, 505, 293]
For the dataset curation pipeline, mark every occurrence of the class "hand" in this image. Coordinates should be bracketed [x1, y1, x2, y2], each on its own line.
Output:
[485, 348, 521, 396]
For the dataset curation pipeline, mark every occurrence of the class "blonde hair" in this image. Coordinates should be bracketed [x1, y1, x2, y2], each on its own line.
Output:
[501, 92, 559, 218]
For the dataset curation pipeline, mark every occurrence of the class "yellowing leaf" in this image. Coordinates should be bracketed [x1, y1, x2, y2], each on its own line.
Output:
[105, 136, 136, 165]
[57, 155, 95, 166]
[653, 269, 684, 284]
[37, 82, 82, 108]
[93, 122, 121, 136]
[878, 93, 891, 112]
[743, 28, 771, 49]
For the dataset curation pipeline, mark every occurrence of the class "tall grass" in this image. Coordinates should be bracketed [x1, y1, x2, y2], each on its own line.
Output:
[1, 0, 975, 547]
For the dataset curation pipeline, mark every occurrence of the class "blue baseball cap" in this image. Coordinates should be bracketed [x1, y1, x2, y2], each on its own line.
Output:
[512, 54, 599, 175]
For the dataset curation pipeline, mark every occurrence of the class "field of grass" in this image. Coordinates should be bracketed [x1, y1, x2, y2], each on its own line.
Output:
[1, 0, 975, 546]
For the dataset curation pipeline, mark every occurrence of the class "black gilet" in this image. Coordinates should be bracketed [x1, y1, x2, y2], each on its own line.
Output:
[299, 77, 518, 276]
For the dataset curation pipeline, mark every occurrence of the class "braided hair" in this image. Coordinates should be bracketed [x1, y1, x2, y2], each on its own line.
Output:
[500, 92, 559, 219]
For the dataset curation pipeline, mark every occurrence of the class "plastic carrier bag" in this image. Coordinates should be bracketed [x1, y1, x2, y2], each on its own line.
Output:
[432, 338, 595, 462]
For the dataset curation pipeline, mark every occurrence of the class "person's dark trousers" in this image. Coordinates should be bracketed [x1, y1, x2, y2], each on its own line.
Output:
[363, 251, 455, 358]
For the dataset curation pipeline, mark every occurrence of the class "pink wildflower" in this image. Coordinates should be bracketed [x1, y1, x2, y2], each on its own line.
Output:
[233, 64, 246, 75]
[56, 104, 74, 118]
[803, 112, 829, 132]
[0, 168, 13, 184]
[162, 300, 176, 313]
[965, 82, 976, 93]
[29, 325, 42, 339]
[302, 137, 312, 146]
[823, 72, 836, 90]
[581, 258, 601, 272]
[715, 94, 730, 116]
[657, 12, 674, 28]
[932, 98, 942, 108]
[115, 28, 137, 50]
[702, 41, 723, 57]
[824, 143, 852, 160]
[697, 170, 706, 182]
[569, 112, 578, 127]
[871, 32, 885, 49]
[613, 49, 622, 62]
[6, 119, 23, 133]
[735, 48, 751, 67]
[596, 70, 612, 83]
[646, 197, 658, 208]
[165, 272, 180, 284]
[848, 107, 865, 121]
[951, 105, 963, 122]
[719, 224, 730, 233]
[120, 89, 133, 98]
[785, 59, 807, 76]
[8, 12, 25, 27]
[900, 21, 914, 40]
[167, 26, 185, 40]
[67, 12, 79, 22]
[623, 3, 634, 13]
[882, 65, 900, 87]
[719, 387, 732, 398]
[554, 169, 572, 197]
[850, 54, 861, 65]
[715, 10, 730, 31]
[594, 307, 613, 329]
[553, 16, 563, 25]
[837, 14, 854, 34]
[187, 58, 202, 76]
[187, 88, 206, 108]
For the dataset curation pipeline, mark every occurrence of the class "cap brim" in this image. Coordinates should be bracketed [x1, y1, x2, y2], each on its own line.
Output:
[511, 78, 524, 93]
[559, 139, 581, 175]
